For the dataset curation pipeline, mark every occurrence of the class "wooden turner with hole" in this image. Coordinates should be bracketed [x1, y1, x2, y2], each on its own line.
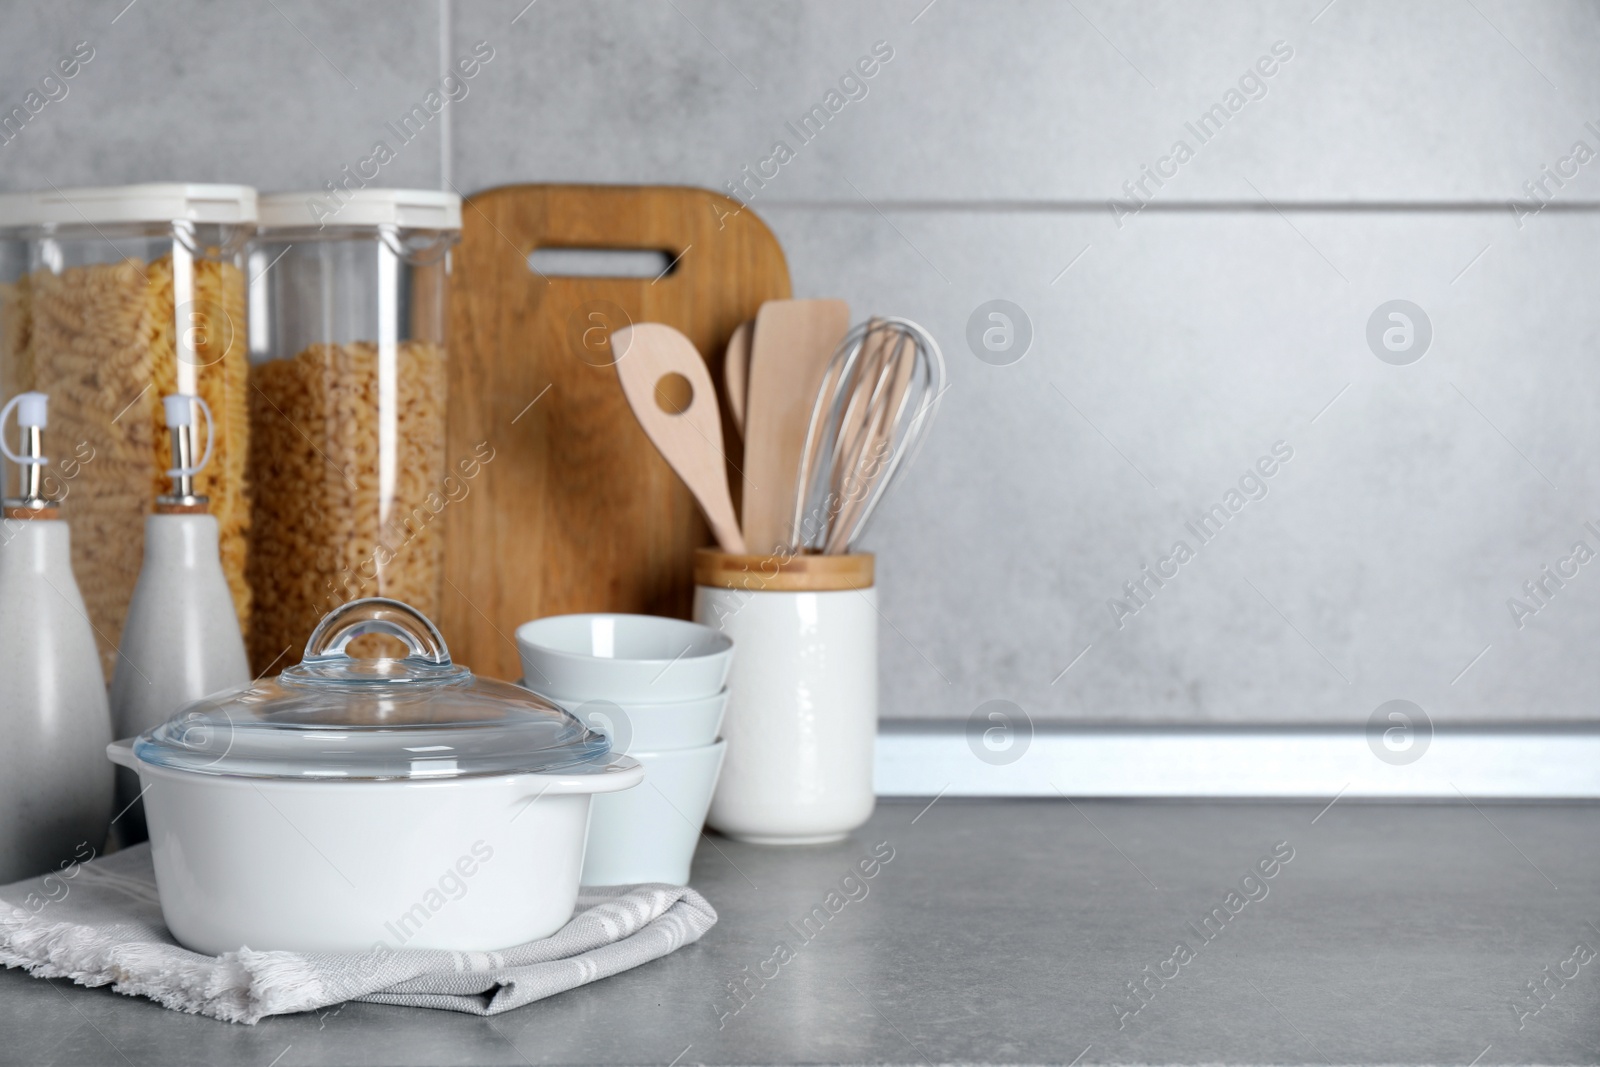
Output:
[612, 324, 746, 554]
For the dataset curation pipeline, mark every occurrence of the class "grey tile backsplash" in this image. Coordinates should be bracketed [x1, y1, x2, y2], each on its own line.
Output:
[2, 0, 1594, 723]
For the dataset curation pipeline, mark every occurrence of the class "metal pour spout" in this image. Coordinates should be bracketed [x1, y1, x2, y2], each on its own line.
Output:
[1, 391, 57, 511]
[158, 393, 214, 509]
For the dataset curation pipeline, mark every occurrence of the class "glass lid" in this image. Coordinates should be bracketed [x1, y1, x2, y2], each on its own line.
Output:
[133, 598, 613, 780]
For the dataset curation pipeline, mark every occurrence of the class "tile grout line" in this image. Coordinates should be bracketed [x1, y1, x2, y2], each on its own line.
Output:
[751, 199, 1600, 214]
[439, 0, 454, 190]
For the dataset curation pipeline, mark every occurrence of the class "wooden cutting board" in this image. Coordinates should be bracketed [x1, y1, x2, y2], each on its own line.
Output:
[443, 184, 790, 680]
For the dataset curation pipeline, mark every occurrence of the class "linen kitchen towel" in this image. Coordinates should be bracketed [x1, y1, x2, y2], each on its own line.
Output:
[0, 844, 716, 1024]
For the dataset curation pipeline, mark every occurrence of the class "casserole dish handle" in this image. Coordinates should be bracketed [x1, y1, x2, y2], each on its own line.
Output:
[515, 755, 645, 801]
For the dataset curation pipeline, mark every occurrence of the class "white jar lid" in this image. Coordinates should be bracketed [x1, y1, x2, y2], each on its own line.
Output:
[0, 183, 258, 228]
[258, 188, 462, 231]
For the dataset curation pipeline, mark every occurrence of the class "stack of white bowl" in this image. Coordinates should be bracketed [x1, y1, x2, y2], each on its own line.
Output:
[515, 614, 731, 886]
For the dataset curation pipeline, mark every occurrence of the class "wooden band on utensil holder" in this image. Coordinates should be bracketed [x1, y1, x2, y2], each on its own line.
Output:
[694, 548, 874, 591]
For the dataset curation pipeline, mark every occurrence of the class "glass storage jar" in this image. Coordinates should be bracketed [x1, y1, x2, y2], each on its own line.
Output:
[247, 190, 460, 672]
[0, 184, 257, 673]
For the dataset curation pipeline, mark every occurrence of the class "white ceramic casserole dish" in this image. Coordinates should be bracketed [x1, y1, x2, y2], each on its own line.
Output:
[107, 598, 642, 957]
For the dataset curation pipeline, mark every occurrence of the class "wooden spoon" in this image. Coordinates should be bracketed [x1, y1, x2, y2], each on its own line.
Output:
[723, 319, 753, 438]
[612, 323, 746, 554]
[741, 299, 850, 555]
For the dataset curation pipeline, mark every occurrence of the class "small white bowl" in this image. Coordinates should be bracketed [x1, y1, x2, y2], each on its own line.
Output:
[516, 614, 733, 704]
[518, 686, 727, 754]
[581, 741, 727, 886]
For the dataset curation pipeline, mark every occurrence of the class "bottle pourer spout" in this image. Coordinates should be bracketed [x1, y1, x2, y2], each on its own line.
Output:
[160, 394, 213, 507]
[0, 391, 55, 510]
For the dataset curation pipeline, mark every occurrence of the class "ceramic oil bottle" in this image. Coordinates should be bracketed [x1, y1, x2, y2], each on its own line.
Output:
[0, 392, 114, 882]
[110, 394, 250, 845]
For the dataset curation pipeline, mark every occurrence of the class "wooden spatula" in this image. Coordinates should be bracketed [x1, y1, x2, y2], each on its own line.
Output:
[612, 323, 746, 554]
[741, 299, 850, 555]
[723, 319, 753, 437]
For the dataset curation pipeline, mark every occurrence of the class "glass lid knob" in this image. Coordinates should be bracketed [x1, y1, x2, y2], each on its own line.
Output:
[283, 597, 466, 685]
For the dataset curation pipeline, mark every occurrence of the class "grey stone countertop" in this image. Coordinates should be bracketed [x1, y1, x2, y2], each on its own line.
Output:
[5, 798, 1598, 1066]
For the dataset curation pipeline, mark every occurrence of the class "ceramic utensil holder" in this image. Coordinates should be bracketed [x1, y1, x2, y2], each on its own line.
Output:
[693, 549, 876, 844]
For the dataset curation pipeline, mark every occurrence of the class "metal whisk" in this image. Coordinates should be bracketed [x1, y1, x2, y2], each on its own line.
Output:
[789, 317, 946, 554]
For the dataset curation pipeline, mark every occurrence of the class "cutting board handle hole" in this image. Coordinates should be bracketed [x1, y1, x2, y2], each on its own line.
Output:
[528, 247, 678, 279]
[654, 372, 694, 415]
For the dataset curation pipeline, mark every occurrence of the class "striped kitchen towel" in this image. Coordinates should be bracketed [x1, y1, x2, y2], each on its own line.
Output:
[0, 843, 716, 1024]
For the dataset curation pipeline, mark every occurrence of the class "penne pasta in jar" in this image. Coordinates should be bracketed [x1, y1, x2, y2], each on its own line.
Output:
[246, 190, 459, 672]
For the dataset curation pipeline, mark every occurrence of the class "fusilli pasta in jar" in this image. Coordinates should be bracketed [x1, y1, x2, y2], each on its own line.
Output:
[0, 184, 256, 674]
